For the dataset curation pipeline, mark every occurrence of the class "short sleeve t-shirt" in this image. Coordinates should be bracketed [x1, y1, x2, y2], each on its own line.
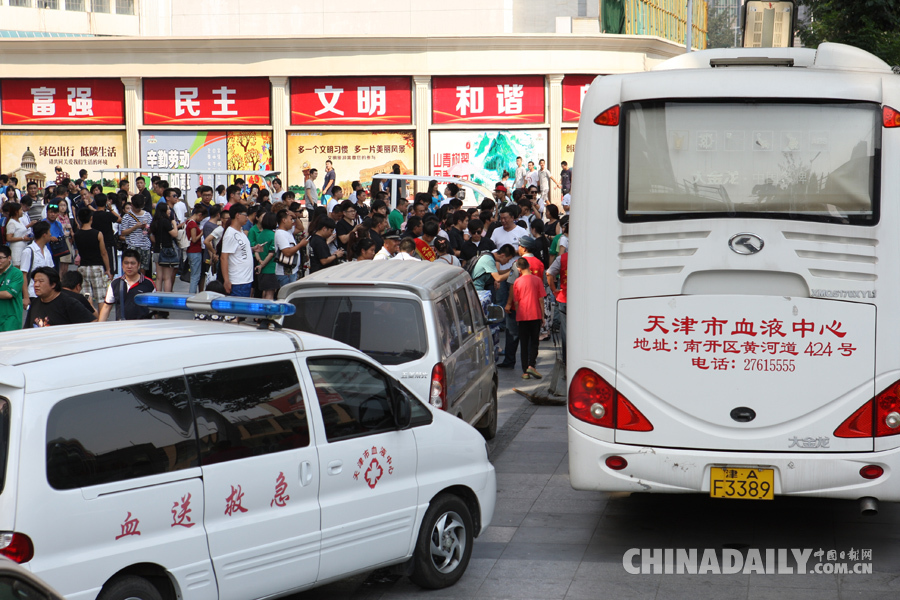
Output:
[490, 225, 527, 270]
[323, 169, 336, 194]
[0, 266, 23, 332]
[256, 229, 276, 275]
[308, 234, 332, 273]
[221, 227, 253, 285]
[25, 292, 94, 328]
[471, 254, 497, 291]
[274, 229, 299, 276]
[185, 220, 202, 253]
[511, 272, 545, 322]
[388, 209, 404, 231]
[304, 179, 318, 206]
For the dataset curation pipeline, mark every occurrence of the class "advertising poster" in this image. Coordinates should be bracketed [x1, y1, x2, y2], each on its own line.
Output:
[562, 129, 578, 169]
[286, 131, 415, 200]
[140, 131, 226, 201]
[429, 129, 548, 188]
[226, 131, 273, 187]
[0, 130, 126, 190]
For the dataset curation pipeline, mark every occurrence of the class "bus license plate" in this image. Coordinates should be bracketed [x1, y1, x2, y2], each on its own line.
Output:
[710, 467, 774, 500]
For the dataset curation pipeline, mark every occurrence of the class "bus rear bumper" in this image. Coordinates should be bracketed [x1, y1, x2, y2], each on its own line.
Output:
[569, 426, 900, 501]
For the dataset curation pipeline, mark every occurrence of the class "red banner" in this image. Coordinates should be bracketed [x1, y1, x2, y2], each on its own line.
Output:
[432, 76, 545, 124]
[1, 78, 124, 125]
[291, 77, 412, 125]
[562, 75, 597, 123]
[143, 78, 270, 125]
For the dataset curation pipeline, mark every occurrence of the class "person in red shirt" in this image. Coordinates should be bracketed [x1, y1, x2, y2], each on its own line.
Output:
[185, 205, 207, 293]
[506, 257, 546, 379]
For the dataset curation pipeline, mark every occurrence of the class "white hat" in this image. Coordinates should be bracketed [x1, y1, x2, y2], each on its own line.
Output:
[562, 193, 571, 206]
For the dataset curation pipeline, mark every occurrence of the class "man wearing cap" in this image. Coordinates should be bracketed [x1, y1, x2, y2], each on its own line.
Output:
[493, 183, 511, 208]
[374, 229, 401, 260]
[562, 192, 571, 216]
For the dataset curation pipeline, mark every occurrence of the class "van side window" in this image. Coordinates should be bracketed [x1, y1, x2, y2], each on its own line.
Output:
[465, 283, 486, 329]
[453, 287, 475, 342]
[435, 296, 460, 357]
[307, 357, 396, 442]
[187, 360, 309, 466]
[46, 377, 197, 490]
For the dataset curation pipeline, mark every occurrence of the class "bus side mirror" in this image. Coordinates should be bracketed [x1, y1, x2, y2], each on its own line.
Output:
[485, 304, 505, 325]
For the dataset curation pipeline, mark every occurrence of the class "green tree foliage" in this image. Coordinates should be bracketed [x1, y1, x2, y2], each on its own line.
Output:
[798, 0, 900, 66]
[707, 5, 736, 48]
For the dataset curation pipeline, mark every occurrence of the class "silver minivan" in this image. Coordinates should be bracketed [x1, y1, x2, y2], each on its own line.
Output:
[279, 260, 502, 439]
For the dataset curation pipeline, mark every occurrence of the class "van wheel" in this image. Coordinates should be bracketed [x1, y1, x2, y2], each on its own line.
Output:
[97, 576, 162, 600]
[476, 381, 498, 440]
[409, 494, 474, 589]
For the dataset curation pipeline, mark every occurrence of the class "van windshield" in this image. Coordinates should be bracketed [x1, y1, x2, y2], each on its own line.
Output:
[285, 296, 428, 365]
[622, 101, 880, 225]
[0, 399, 7, 494]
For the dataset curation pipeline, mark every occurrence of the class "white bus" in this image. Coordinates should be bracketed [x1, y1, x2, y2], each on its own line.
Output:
[568, 43, 900, 510]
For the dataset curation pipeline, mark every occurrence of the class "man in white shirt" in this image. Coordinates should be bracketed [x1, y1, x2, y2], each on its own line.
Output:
[537, 158, 559, 215]
[270, 178, 285, 203]
[325, 186, 344, 214]
[19, 221, 55, 309]
[391, 237, 421, 261]
[374, 229, 401, 260]
[525, 161, 539, 189]
[219, 204, 255, 297]
[304, 169, 319, 212]
[273, 209, 305, 286]
[490, 206, 528, 271]
[514, 156, 527, 190]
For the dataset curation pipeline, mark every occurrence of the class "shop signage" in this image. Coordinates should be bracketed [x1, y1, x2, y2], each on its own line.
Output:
[1, 78, 125, 125]
[291, 77, 412, 125]
[143, 78, 271, 125]
[432, 76, 545, 124]
[562, 75, 597, 123]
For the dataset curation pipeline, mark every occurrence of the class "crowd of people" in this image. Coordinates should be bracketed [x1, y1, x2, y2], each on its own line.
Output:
[0, 161, 570, 378]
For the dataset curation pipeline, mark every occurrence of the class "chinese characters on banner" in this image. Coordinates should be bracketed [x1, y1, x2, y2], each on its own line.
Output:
[290, 77, 412, 125]
[0, 130, 126, 188]
[143, 78, 271, 125]
[429, 130, 547, 187]
[562, 75, 597, 123]
[561, 129, 577, 169]
[287, 131, 414, 200]
[634, 314, 858, 372]
[432, 76, 545, 124]
[140, 131, 226, 200]
[1, 78, 125, 125]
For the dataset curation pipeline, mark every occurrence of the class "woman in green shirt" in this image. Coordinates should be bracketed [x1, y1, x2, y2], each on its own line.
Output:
[254, 212, 278, 299]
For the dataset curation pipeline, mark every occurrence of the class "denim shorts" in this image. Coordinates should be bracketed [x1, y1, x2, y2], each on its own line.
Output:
[230, 282, 252, 297]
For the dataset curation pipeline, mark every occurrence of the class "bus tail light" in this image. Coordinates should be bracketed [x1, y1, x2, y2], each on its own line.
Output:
[835, 379, 900, 438]
[0, 532, 33, 563]
[568, 368, 653, 431]
[429, 362, 447, 411]
[883, 106, 900, 128]
[594, 105, 620, 127]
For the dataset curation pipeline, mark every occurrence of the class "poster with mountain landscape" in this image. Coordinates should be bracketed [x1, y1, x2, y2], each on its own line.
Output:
[430, 130, 548, 187]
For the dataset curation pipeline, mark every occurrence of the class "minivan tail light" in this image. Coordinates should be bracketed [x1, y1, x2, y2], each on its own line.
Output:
[568, 368, 653, 431]
[0, 532, 34, 563]
[430, 362, 447, 410]
[594, 105, 620, 126]
[883, 106, 900, 128]
[835, 379, 900, 438]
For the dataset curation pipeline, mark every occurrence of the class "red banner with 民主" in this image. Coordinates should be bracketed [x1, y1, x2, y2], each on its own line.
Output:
[291, 77, 412, 125]
[432, 76, 545, 124]
[1, 78, 125, 125]
[143, 77, 271, 125]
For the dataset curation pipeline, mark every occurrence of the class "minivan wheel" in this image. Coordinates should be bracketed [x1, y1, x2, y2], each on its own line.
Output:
[476, 381, 498, 440]
[409, 494, 474, 589]
[97, 576, 163, 600]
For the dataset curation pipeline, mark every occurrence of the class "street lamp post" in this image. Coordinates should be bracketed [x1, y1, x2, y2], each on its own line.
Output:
[685, 0, 693, 52]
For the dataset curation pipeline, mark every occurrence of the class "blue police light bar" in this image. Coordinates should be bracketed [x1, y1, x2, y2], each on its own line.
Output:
[134, 293, 190, 310]
[210, 298, 296, 318]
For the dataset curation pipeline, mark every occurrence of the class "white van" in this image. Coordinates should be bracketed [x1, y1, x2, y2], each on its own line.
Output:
[279, 260, 503, 440]
[0, 298, 496, 600]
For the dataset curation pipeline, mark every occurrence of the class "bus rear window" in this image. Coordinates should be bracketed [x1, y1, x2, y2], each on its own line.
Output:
[285, 296, 428, 365]
[622, 101, 880, 225]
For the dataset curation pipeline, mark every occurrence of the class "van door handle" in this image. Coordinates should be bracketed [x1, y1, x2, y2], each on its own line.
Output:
[327, 460, 343, 475]
[300, 461, 313, 486]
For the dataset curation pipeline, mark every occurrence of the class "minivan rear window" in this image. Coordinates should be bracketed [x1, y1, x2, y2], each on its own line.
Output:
[286, 296, 428, 365]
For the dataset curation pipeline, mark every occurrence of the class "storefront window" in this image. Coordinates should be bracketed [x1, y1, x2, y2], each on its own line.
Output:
[115, 0, 133, 15]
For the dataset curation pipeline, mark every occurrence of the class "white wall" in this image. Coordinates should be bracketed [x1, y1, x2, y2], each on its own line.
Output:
[0, 4, 139, 36]
[514, 0, 582, 34]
